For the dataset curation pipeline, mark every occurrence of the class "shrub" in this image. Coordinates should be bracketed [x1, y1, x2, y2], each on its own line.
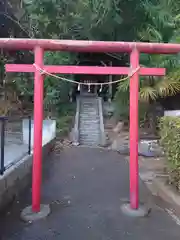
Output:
[56, 115, 74, 136]
[159, 116, 180, 190]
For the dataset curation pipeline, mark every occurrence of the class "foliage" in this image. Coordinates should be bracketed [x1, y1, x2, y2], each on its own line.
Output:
[10, 51, 76, 117]
[23, 0, 112, 39]
[0, 55, 6, 80]
[159, 116, 180, 191]
[56, 103, 76, 136]
[115, 0, 180, 123]
[57, 102, 76, 116]
[43, 51, 76, 115]
[4, 0, 180, 132]
[22, 0, 145, 41]
[20, 0, 149, 119]
[13, 73, 34, 98]
[56, 115, 73, 136]
[138, 0, 180, 100]
[114, 89, 150, 126]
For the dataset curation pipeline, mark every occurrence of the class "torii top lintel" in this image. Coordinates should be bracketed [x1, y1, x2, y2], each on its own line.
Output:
[1, 38, 180, 54]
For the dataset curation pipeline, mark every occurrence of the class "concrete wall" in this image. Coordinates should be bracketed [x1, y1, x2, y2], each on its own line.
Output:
[0, 139, 54, 211]
[23, 119, 56, 147]
[164, 110, 180, 117]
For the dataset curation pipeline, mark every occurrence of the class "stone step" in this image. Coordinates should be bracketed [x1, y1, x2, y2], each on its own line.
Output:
[79, 137, 99, 142]
[80, 117, 99, 119]
[80, 113, 98, 115]
[80, 114, 99, 117]
[80, 136, 99, 140]
[80, 135, 99, 138]
[79, 125, 99, 128]
[79, 136, 99, 140]
[79, 138, 99, 142]
[79, 131, 100, 133]
[80, 121, 99, 123]
[80, 126, 99, 129]
[79, 96, 101, 146]
[80, 129, 100, 132]
[79, 119, 99, 121]
[80, 130, 100, 133]
[80, 130, 99, 133]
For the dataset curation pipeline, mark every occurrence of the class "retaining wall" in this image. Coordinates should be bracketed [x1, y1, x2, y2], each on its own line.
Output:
[0, 139, 54, 211]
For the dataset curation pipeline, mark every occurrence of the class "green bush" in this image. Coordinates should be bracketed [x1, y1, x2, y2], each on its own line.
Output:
[53, 102, 76, 137]
[159, 116, 180, 190]
[57, 103, 76, 116]
[56, 115, 74, 136]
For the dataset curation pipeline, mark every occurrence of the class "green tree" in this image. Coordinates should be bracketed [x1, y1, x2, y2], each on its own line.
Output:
[115, 0, 180, 129]
[21, 0, 148, 116]
[8, 0, 180, 124]
[43, 51, 76, 116]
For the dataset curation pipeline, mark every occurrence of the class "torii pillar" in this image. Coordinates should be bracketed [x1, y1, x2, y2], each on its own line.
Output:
[32, 46, 44, 212]
[130, 48, 140, 210]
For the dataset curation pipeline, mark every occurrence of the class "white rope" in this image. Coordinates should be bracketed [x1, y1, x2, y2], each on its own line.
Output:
[33, 63, 140, 86]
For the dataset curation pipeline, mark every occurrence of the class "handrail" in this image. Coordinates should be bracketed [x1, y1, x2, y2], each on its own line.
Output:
[98, 97, 106, 146]
[71, 97, 80, 146]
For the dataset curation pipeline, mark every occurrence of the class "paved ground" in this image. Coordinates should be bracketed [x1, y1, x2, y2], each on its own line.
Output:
[0, 147, 180, 239]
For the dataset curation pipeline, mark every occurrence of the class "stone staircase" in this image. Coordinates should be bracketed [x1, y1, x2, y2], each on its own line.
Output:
[79, 96, 101, 146]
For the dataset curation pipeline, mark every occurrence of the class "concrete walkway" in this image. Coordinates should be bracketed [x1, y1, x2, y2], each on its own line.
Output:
[0, 147, 180, 239]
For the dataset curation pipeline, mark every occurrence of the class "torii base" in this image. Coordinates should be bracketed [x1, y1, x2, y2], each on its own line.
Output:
[21, 204, 50, 222]
[121, 202, 151, 217]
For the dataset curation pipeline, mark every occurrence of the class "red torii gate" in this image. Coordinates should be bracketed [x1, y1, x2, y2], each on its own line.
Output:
[1, 38, 180, 215]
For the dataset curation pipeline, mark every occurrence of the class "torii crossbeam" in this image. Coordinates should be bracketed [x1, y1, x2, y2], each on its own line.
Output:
[1, 38, 178, 216]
